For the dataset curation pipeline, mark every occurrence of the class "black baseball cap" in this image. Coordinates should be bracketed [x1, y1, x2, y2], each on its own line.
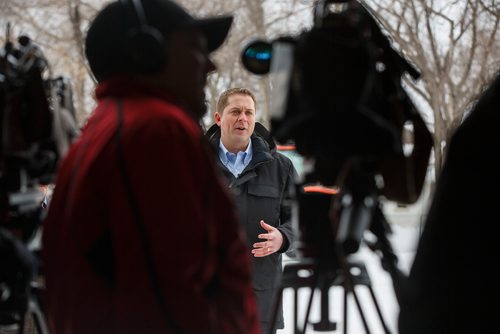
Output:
[128, 0, 233, 52]
[85, 0, 233, 80]
[152, 0, 233, 52]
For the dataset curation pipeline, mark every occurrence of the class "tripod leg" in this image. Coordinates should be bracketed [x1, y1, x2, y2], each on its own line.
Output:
[268, 286, 284, 334]
[312, 276, 337, 332]
[17, 313, 26, 334]
[367, 286, 391, 334]
[350, 286, 371, 333]
[339, 257, 370, 334]
[296, 265, 321, 334]
[294, 287, 299, 334]
[31, 309, 50, 334]
[343, 288, 348, 334]
[301, 286, 315, 334]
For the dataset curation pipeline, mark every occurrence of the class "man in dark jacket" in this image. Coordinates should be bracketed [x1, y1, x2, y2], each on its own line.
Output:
[207, 88, 296, 334]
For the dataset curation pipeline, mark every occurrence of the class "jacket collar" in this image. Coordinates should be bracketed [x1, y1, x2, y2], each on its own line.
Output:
[206, 123, 275, 177]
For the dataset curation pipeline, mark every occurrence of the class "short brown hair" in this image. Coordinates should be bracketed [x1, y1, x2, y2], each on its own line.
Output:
[216, 88, 256, 115]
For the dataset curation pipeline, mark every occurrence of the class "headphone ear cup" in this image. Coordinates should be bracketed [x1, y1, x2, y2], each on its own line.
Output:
[127, 26, 166, 73]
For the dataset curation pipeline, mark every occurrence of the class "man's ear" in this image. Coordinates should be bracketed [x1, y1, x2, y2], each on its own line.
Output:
[214, 112, 221, 126]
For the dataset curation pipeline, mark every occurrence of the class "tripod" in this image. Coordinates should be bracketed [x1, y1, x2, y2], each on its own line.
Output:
[0, 192, 51, 334]
[0, 243, 49, 334]
[1, 284, 51, 334]
[268, 252, 391, 334]
[268, 166, 399, 334]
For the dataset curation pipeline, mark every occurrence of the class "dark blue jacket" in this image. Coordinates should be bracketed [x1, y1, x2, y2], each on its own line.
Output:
[207, 123, 296, 328]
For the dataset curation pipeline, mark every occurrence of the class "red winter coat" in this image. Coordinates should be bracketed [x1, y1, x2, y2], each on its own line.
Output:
[42, 76, 259, 334]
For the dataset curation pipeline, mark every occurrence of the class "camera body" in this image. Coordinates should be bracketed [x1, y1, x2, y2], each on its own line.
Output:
[1, 33, 78, 233]
[242, 0, 421, 186]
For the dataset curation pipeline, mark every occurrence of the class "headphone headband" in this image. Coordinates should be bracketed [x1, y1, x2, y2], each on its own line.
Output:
[128, 0, 148, 27]
[120, 0, 166, 73]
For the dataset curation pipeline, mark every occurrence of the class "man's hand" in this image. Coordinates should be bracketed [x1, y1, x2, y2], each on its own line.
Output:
[251, 220, 284, 257]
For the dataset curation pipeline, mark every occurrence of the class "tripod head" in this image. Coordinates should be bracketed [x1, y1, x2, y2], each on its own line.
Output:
[295, 156, 395, 264]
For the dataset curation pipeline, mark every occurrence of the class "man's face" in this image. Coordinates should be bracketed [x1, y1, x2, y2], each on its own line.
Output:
[215, 94, 256, 153]
[160, 29, 215, 121]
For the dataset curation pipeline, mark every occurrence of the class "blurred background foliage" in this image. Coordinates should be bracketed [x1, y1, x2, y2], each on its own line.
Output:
[0, 0, 498, 177]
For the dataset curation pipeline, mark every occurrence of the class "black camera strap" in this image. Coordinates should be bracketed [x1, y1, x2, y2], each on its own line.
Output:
[114, 99, 182, 334]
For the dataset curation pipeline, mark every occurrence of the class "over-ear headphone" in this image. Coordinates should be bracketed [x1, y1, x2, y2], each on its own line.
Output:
[120, 0, 166, 73]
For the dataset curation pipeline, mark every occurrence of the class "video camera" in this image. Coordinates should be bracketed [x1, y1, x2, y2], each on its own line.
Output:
[242, 0, 425, 183]
[241, 0, 432, 257]
[0, 25, 78, 332]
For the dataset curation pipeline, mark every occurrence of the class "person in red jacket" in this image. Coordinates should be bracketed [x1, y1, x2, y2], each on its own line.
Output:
[41, 1, 260, 333]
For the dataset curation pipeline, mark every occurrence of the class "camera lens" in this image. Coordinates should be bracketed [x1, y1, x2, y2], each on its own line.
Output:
[240, 40, 272, 75]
